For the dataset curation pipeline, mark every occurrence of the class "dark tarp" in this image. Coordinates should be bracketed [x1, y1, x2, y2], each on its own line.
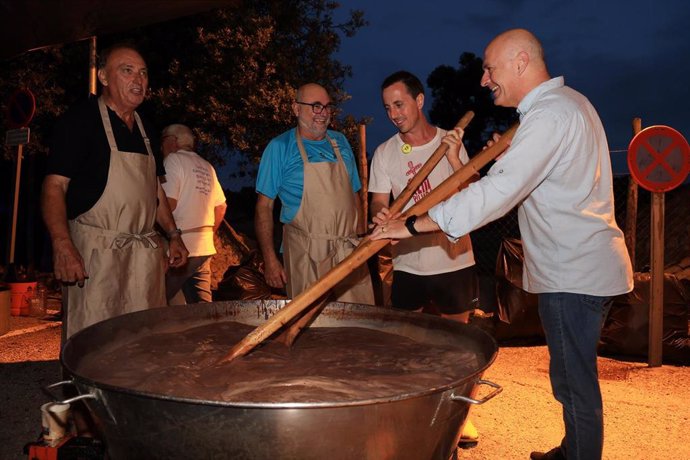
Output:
[493, 238, 544, 342]
[0, 0, 239, 60]
[600, 272, 690, 365]
[493, 237, 690, 363]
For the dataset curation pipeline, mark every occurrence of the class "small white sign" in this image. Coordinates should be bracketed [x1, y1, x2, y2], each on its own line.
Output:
[5, 127, 30, 146]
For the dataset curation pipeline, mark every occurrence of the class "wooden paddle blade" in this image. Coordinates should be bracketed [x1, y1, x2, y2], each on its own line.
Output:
[217, 237, 390, 364]
[274, 293, 330, 347]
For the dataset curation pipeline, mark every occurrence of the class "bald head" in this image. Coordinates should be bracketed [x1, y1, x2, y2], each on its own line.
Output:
[489, 29, 546, 69]
[481, 28, 550, 108]
[293, 83, 333, 140]
[296, 83, 329, 102]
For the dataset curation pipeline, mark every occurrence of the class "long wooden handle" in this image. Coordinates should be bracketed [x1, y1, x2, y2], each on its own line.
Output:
[219, 123, 518, 364]
[357, 124, 368, 235]
[387, 111, 474, 216]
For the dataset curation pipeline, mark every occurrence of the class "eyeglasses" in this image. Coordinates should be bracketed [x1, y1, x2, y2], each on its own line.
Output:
[295, 101, 337, 114]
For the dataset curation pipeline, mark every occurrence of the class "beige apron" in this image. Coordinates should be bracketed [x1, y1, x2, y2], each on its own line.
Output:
[63, 97, 166, 339]
[282, 129, 374, 304]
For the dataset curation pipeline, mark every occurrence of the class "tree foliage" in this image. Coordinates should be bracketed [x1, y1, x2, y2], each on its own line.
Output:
[427, 52, 517, 156]
[1, 0, 367, 171]
[0, 47, 75, 160]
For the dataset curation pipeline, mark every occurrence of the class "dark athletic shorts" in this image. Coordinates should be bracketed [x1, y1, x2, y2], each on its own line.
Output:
[391, 266, 479, 314]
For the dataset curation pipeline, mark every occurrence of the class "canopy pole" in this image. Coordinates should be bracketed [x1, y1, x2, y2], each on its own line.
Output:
[89, 36, 97, 95]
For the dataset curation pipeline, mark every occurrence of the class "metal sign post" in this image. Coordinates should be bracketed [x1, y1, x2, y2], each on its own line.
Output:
[628, 125, 690, 367]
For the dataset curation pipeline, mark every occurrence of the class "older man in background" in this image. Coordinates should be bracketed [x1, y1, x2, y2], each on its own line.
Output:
[161, 123, 227, 304]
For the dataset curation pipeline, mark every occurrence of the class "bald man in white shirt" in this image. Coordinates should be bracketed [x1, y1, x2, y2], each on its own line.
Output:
[371, 29, 633, 460]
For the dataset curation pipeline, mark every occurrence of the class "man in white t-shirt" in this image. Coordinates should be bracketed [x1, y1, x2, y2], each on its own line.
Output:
[161, 124, 227, 303]
[370, 71, 478, 322]
[369, 70, 480, 446]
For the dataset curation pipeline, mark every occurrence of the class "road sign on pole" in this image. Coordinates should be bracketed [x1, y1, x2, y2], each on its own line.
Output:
[628, 125, 690, 193]
[628, 124, 689, 367]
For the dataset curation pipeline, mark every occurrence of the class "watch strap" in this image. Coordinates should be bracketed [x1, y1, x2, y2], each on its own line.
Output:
[404, 215, 419, 236]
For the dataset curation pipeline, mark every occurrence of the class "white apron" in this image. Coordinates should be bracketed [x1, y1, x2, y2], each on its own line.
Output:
[282, 129, 374, 304]
[63, 97, 166, 339]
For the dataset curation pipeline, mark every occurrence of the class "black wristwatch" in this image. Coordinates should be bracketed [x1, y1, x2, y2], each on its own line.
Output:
[404, 215, 420, 236]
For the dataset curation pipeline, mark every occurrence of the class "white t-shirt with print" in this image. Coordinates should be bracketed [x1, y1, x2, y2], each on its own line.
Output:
[162, 149, 226, 257]
[369, 127, 475, 275]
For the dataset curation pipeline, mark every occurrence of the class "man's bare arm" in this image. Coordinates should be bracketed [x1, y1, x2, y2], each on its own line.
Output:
[41, 174, 88, 285]
[156, 181, 189, 268]
[255, 193, 286, 288]
[213, 202, 228, 233]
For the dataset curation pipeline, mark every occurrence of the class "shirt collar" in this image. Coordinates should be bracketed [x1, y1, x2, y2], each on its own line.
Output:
[517, 76, 564, 119]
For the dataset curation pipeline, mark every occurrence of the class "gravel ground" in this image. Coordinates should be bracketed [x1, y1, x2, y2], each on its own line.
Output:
[1, 313, 688, 460]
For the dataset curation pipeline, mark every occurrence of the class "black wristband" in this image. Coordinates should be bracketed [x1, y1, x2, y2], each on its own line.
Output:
[404, 215, 420, 236]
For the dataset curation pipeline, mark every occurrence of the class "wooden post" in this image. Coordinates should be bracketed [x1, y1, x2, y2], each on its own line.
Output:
[357, 124, 368, 235]
[625, 118, 641, 270]
[9, 144, 23, 264]
[89, 36, 97, 95]
[648, 191, 664, 367]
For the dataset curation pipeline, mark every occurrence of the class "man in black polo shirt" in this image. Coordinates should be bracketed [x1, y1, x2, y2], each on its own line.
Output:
[42, 43, 188, 341]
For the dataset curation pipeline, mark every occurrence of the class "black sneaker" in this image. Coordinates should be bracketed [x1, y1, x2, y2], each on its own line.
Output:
[530, 447, 566, 459]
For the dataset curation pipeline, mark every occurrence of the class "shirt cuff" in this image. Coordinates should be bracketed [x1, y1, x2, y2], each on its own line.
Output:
[428, 202, 460, 243]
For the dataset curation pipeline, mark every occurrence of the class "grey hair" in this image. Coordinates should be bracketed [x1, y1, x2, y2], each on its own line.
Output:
[162, 124, 195, 151]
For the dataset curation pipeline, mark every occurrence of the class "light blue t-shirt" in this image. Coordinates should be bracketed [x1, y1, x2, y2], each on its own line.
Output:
[256, 128, 362, 223]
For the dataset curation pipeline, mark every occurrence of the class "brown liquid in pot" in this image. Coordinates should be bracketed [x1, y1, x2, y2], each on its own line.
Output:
[77, 321, 479, 403]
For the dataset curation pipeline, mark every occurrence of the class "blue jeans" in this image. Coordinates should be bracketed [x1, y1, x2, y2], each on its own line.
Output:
[538, 292, 612, 460]
[165, 256, 213, 304]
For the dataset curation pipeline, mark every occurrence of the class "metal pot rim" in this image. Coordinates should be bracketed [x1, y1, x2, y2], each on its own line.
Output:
[62, 301, 498, 408]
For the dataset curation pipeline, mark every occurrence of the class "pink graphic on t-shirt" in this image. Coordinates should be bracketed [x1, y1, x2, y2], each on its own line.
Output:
[405, 160, 432, 202]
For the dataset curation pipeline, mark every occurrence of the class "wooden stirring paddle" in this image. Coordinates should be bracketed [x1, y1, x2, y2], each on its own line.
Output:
[218, 122, 518, 364]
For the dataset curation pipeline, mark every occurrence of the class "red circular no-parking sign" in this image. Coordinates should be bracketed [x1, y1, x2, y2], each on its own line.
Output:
[628, 125, 690, 193]
[7, 88, 36, 128]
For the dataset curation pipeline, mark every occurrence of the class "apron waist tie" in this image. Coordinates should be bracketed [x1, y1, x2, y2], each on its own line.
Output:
[112, 230, 159, 249]
[285, 225, 362, 277]
[285, 224, 361, 246]
[69, 220, 160, 249]
[181, 226, 214, 234]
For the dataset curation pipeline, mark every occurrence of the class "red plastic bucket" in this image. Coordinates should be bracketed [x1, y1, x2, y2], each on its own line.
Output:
[9, 281, 37, 316]
[0, 286, 10, 335]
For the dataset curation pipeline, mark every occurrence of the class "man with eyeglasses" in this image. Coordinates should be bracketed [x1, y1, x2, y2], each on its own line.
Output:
[255, 83, 374, 304]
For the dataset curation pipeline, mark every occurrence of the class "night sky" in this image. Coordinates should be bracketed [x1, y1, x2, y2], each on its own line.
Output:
[334, 0, 690, 173]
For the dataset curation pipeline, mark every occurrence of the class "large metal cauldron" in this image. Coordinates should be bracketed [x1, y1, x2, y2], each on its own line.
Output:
[56, 300, 500, 460]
